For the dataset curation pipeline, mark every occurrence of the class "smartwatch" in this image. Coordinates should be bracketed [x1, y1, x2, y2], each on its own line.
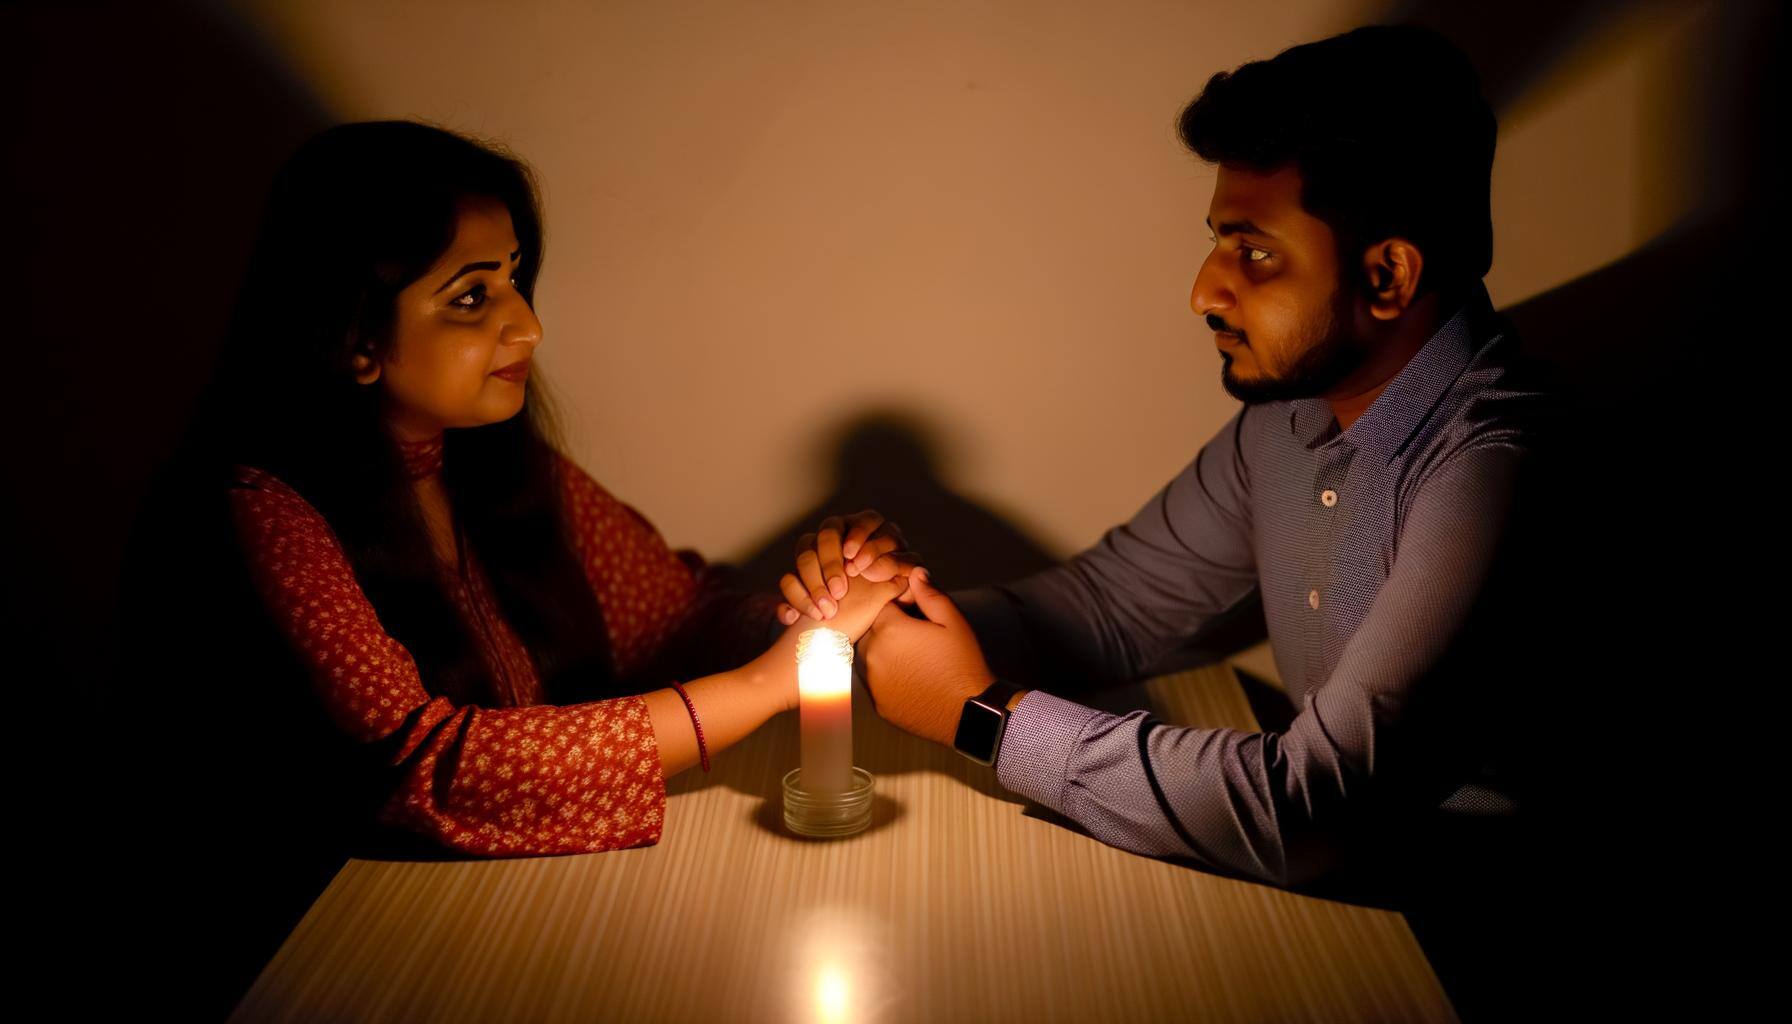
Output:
[953, 678, 1026, 767]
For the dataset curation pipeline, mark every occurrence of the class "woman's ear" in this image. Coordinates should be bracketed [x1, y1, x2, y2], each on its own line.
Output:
[350, 348, 381, 385]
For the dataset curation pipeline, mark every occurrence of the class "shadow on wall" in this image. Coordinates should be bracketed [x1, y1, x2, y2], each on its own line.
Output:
[1366, 0, 1778, 1019]
[732, 409, 1061, 595]
[25, 0, 331, 712]
[22, 1, 337, 1020]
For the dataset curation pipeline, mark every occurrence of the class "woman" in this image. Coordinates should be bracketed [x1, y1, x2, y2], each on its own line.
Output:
[151, 119, 910, 862]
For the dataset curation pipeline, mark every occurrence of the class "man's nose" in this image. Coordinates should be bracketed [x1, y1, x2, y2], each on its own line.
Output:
[1189, 250, 1233, 318]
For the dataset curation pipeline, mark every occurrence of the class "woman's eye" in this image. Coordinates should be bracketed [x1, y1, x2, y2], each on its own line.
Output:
[453, 271, 523, 310]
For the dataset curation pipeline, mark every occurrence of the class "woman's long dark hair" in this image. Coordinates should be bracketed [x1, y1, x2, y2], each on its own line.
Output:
[167, 119, 619, 708]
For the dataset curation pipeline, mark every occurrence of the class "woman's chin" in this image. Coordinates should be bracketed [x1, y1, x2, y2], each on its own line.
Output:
[479, 389, 529, 422]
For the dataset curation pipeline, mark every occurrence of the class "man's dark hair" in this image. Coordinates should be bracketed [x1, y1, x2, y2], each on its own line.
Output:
[1178, 24, 1496, 301]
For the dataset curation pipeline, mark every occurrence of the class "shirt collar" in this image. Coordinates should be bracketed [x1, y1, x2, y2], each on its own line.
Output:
[1287, 279, 1498, 463]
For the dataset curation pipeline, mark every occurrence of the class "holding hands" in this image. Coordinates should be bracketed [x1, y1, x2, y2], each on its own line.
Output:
[752, 564, 907, 714]
[857, 568, 996, 746]
[776, 512, 1001, 749]
[776, 510, 923, 625]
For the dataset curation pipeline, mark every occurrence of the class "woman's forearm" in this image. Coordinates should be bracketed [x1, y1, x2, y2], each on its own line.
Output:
[642, 634, 797, 776]
[643, 583, 894, 776]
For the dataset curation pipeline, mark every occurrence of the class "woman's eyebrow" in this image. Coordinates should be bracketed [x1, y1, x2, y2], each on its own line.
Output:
[433, 248, 522, 294]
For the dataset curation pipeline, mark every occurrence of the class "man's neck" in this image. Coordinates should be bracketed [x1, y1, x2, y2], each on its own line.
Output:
[1326, 291, 1445, 433]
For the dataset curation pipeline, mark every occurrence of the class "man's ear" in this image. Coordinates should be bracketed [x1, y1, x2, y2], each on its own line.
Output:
[350, 347, 381, 385]
[1361, 238, 1423, 322]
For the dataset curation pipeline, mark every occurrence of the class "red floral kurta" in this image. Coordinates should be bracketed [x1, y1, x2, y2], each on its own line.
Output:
[225, 433, 779, 857]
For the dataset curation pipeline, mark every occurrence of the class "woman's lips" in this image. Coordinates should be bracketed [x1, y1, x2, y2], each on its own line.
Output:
[492, 360, 531, 382]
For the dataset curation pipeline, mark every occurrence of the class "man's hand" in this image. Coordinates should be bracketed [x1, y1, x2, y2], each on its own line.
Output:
[777, 509, 923, 625]
[821, 571, 908, 643]
[857, 568, 996, 747]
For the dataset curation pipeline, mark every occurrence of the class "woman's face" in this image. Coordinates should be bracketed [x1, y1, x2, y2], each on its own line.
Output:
[353, 196, 542, 441]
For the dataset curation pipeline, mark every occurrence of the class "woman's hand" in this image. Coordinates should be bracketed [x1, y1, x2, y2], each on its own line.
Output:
[777, 509, 923, 625]
[752, 573, 907, 712]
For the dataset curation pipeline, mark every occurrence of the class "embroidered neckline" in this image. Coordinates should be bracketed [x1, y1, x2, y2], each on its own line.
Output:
[396, 432, 445, 480]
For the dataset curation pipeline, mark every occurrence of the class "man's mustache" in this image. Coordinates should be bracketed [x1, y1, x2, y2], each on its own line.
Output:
[1206, 315, 1244, 342]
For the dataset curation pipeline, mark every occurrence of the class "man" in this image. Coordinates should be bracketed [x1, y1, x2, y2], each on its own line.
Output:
[777, 25, 1548, 894]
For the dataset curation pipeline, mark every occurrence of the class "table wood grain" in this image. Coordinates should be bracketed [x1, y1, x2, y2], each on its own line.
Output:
[228, 664, 1457, 1023]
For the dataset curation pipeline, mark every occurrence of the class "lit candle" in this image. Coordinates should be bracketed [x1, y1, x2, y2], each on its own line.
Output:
[796, 626, 853, 795]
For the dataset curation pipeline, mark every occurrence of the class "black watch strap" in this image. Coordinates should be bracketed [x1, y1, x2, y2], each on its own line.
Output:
[953, 678, 1025, 767]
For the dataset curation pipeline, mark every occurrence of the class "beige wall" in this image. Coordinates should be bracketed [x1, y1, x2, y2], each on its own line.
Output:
[233, 0, 1721, 565]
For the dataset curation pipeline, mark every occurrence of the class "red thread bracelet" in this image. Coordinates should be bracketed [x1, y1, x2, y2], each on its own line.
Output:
[668, 680, 710, 772]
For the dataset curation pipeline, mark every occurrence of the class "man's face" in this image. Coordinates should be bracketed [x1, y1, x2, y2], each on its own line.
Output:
[1190, 163, 1364, 404]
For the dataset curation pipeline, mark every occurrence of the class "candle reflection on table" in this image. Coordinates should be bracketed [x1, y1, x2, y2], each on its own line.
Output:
[788, 906, 892, 1024]
[815, 964, 851, 1023]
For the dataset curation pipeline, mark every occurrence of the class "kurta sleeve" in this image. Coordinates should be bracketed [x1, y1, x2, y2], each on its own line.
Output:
[555, 453, 783, 683]
[226, 466, 666, 857]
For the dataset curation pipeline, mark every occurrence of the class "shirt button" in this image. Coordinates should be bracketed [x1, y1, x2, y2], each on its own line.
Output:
[1321, 489, 1338, 507]
[1308, 589, 1320, 609]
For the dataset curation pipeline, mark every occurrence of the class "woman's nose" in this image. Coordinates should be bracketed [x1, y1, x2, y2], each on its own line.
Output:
[507, 293, 543, 349]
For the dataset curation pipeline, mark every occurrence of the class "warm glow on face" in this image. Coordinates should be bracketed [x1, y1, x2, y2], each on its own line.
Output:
[796, 627, 853, 699]
[375, 198, 542, 439]
[815, 965, 851, 1023]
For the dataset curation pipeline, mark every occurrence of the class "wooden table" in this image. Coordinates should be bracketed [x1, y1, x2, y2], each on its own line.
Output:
[228, 663, 1458, 1022]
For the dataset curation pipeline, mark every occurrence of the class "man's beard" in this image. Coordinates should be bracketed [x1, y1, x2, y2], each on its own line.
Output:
[1219, 282, 1366, 405]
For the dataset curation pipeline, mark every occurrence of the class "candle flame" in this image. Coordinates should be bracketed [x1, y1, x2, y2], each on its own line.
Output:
[797, 627, 853, 699]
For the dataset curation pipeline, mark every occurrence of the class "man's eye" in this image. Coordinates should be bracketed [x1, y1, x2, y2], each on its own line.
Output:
[1245, 247, 1271, 263]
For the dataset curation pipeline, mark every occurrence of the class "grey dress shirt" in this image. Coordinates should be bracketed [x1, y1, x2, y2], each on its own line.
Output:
[951, 280, 1550, 888]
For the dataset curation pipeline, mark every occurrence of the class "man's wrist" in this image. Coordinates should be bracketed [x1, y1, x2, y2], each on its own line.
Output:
[931, 677, 991, 746]
[951, 678, 1024, 765]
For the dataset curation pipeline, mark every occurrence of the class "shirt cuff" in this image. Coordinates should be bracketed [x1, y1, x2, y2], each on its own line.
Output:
[994, 689, 1102, 814]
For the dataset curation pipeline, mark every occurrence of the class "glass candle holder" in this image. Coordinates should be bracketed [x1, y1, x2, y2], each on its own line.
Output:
[783, 765, 875, 838]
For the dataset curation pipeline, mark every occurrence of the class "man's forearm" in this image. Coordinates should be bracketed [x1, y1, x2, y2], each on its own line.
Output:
[993, 688, 1345, 889]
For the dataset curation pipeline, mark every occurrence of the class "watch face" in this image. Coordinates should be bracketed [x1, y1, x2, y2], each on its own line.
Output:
[953, 700, 1005, 765]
